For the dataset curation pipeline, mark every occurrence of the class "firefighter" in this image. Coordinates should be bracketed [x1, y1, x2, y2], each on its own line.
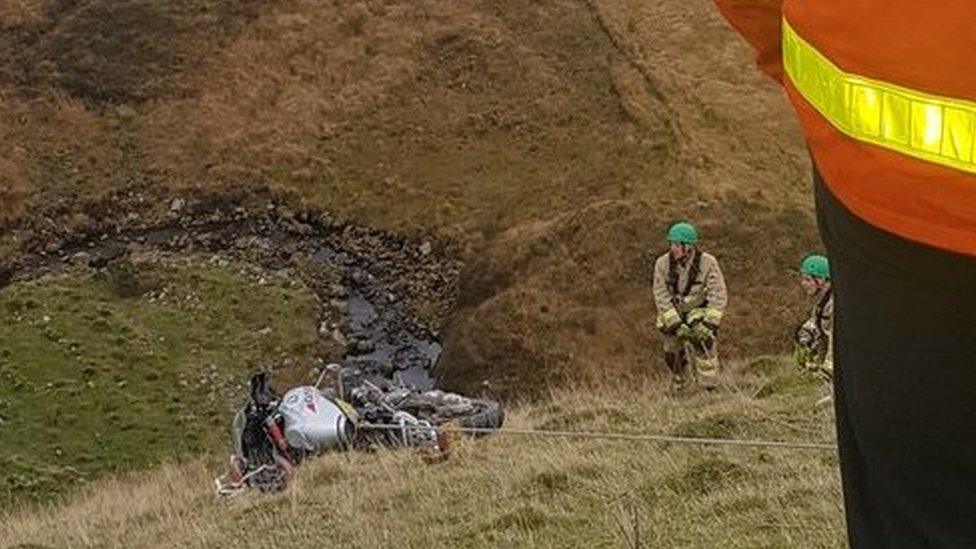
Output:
[652, 221, 728, 388]
[794, 254, 833, 378]
[714, 2, 976, 544]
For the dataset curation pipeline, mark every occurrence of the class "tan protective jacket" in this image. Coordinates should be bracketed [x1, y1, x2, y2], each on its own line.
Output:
[652, 250, 728, 326]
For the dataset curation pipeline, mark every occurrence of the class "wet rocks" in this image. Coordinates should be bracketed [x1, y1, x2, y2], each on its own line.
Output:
[347, 335, 375, 355]
[70, 251, 92, 265]
[330, 327, 347, 346]
[0, 194, 462, 382]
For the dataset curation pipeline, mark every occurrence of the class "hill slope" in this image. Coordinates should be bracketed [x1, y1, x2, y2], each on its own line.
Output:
[0, 0, 844, 531]
[0, 0, 817, 394]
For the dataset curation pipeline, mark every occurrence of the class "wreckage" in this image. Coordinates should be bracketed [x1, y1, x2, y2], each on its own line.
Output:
[216, 368, 504, 495]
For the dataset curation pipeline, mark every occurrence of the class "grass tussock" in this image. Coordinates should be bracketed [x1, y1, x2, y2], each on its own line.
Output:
[1, 359, 844, 548]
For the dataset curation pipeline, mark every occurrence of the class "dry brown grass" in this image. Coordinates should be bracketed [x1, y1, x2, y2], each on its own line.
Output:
[0, 0, 46, 29]
[1, 361, 844, 548]
[0, 99, 29, 223]
[586, 0, 810, 203]
[0, 92, 140, 214]
[142, 0, 427, 188]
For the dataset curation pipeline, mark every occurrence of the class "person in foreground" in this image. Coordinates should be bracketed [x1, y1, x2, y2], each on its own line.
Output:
[715, 1, 976, 546]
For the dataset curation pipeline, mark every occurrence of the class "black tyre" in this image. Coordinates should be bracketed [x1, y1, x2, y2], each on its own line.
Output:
[248, 454, 294, 493]
[456, 398, 505, 434]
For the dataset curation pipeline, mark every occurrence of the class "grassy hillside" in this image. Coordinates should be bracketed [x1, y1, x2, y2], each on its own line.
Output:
[1, 360, 843, 549]
[0, 0, 818, 395]
[0, 257, 329, 506]
[0, 0, 844, 540]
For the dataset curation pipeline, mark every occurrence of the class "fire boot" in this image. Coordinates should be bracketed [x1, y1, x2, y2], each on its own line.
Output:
[665, 351, 689, 387]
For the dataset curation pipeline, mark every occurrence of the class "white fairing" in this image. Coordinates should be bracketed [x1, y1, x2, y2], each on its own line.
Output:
[279, 387, 352, 453]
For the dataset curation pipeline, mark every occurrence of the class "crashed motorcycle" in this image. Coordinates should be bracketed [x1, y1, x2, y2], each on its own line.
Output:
[215, 368, 504, 495]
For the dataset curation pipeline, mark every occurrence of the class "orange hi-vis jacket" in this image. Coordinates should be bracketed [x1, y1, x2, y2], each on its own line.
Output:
[715, 1, 976, 257]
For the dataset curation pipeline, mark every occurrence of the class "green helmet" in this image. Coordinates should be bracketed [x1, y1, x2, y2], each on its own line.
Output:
[667, 222, 699, 245]
[800, 254, 830, 279]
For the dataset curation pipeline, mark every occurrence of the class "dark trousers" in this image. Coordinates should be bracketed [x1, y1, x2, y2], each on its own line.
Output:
[815, 170, 976, 548]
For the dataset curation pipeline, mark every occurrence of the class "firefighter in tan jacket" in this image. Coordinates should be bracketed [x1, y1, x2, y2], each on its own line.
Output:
[652, 222, 728, 387]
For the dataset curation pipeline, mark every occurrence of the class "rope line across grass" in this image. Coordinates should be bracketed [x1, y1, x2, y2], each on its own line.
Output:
[359, 423, 838, 452]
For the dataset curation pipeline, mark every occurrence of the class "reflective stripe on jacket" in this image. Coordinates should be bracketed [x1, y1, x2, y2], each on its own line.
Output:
[714, 1, 976, 257]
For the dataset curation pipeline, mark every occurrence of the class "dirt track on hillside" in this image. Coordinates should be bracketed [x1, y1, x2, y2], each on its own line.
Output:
[0, 0, 820, 395]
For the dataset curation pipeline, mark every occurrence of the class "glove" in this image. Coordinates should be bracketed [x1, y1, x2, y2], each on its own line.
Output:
[675, 323, 694, 341]
[687, 307, 722, 330]
[793, 344, 815, 370]
[691, 322, 715, 344]
[656, 308, 682, 334]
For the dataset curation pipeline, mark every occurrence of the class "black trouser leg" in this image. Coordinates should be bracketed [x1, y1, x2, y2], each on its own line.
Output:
[815, 170, 976, 548]
[664, 351, 684, 377]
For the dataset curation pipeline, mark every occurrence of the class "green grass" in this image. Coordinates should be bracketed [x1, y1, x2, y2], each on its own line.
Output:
[0, 258, 325, 507]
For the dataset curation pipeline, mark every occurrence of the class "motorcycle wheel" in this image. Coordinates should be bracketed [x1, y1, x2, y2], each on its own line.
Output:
[455, 398, 505, 434]
[248, 454, 294, 493]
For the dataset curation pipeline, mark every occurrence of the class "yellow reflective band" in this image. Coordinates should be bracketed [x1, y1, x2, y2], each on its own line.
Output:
[695, 357, 719, 377]
[657, 308, 682, 330]
[687, 307, 723, 325]
[702, 307, 723, 324]
[782, 19, 976, 175]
